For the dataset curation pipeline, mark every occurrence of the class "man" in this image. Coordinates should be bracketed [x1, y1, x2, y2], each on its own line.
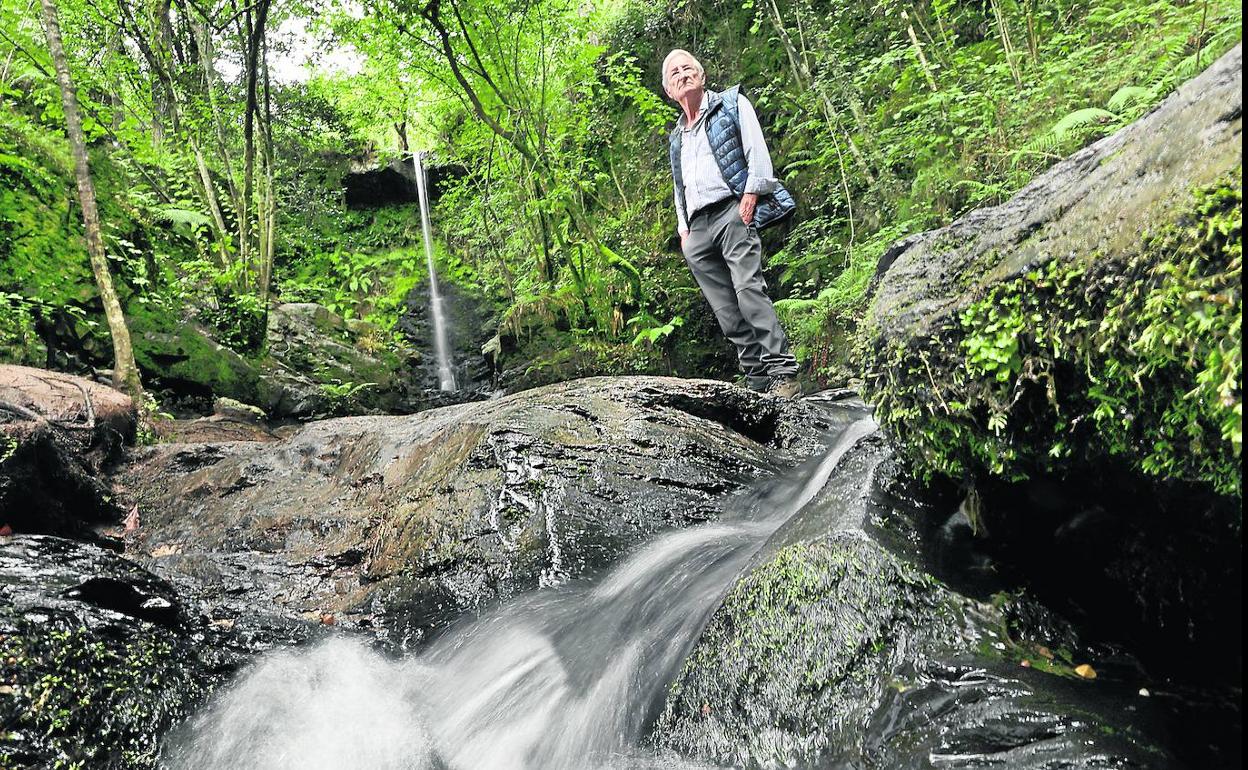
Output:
[664, 49, 800, 397]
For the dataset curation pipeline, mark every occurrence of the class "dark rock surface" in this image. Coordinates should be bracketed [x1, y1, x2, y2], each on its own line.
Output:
[397, 277, 498, 396]
[654, 432, 1211, 769]
[114, 376, 829, 649]
[0, 536, 209, 769]
[857, 45, 1242, 711]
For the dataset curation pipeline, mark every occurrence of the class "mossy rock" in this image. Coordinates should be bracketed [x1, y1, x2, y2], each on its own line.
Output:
[128, 304, 273, 411]
[0, 536, 215, 770]
[861, 46, 1242, 499]
[654, 438, 1183, 768]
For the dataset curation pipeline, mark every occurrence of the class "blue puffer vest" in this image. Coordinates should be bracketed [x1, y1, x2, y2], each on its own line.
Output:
[669, 86, 796, 230]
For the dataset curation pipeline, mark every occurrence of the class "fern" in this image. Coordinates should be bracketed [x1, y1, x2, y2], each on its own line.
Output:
[1107, 85, 1155, 113]
[153, 205, 212, 230]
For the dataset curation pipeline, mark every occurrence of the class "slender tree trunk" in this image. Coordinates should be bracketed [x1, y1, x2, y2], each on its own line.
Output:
[39, 0, 143, 399]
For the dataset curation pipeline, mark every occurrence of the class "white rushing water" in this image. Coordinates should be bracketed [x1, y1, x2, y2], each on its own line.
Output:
[413, 151, 457, 392]
[161, 413, 877, 770]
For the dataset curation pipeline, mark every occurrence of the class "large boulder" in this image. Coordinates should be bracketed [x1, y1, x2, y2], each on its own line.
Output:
[129, 301, 448, 420]
[862, 45, 1241, 498]
[0, 365, 135, 534]
[653, 430, 1214, 768]
[858, 46, 1242, 688]
[0, 535, 211, 769]
[114, 377, 828, 648]
[261, 302, 413, 418]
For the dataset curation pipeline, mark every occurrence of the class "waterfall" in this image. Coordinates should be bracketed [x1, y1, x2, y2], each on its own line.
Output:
[413, 151, 457, 392]
[160, 407, 877, 770]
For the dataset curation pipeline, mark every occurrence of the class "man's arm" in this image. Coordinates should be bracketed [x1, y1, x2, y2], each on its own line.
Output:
[738, 94, 777, 197]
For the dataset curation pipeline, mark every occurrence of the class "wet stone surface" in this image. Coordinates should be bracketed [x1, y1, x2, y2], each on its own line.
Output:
[114, 376, 829, 650]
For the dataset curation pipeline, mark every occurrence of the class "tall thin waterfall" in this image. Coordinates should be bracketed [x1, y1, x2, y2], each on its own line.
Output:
[413, 151, 457, 392]
[159, 407, 878, 770]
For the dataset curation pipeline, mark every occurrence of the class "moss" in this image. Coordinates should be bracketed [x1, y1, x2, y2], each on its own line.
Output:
[128, 303, 266, 404]
[0, 613, 207, 769]
[656, 534, 968, 765]
[862, 172, 1242, 498]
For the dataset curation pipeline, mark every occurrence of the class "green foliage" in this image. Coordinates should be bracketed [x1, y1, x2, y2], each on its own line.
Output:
[197, 292, 267, 354]
[865, 173, 1242, 497]
[1, 0, 1241, 396]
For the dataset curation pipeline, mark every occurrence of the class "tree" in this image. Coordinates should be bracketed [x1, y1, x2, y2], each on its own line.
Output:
[38, 0, 143, 399]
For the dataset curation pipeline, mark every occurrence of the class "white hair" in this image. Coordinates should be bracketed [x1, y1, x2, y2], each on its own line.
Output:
[661, 49, 705, 90]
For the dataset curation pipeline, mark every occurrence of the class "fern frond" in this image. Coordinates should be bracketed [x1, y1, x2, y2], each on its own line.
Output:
[1107, 85, 1154, 113]
[153, 206, 212, 229]
[1048, 107, 1118, 138]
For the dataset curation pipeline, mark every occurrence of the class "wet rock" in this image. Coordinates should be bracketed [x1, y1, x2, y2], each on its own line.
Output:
[0, 535, 210, 769]
[0, 365, 136, 535]
[344, 158, 419, 208]
[654, 435, 1191, 768]
[397, 278, 498, 396]
[858, 47, 1242, 710]
[114, 377, 828, 649]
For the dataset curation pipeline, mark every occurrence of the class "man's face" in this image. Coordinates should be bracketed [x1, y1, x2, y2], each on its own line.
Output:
[665, 54, 703, 102]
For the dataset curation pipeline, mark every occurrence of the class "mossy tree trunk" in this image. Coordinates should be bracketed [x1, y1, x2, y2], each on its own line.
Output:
[38, 0, 143, 399]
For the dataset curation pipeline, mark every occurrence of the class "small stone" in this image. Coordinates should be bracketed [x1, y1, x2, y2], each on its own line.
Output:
[320, 613, 336, 626]
[1074, 664, 1097, 679]
[1138, 688, 1151, 697]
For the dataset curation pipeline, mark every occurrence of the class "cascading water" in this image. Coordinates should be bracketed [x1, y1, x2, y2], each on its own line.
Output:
[160, 406, 877, 770]
[413, 151, 457, 392]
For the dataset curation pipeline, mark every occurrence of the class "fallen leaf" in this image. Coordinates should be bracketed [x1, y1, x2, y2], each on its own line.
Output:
[150, 543, 183, 558]
[1074, 664, 1097, 679]
[1020, 659, 1032, 668]
[210, 618, 235, 630]
[0, 524, 11, 536]
[0, 685, 14, 695]
[123, 505, 140, 533]
[700, 702, 712, 717]
[1036, 645, 1054, 660]
[320, 613, 336, 626]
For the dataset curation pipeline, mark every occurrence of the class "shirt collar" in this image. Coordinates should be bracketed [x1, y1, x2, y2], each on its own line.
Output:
[678, 90, 710, 132]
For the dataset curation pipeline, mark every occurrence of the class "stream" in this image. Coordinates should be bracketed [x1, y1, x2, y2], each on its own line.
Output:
[159, 405, 877, 770]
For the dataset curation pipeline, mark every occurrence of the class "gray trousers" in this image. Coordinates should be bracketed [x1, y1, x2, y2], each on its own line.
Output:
[682, 197, 798, 385]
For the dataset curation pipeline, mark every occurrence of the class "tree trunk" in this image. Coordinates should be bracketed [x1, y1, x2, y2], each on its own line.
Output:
[39, 0, 143, 399]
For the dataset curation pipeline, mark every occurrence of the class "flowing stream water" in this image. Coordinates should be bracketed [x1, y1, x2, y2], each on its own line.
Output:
[161, 408, 876, 770]
[412, 151, 457, 392]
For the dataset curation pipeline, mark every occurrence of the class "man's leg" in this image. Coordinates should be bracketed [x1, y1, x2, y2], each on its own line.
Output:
[682, 214, 769, 383]
[711, 205, 798, 378]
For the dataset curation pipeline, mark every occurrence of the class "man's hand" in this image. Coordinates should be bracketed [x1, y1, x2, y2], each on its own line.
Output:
[680, 230, 689, 251]
[739, 193, 758, 226]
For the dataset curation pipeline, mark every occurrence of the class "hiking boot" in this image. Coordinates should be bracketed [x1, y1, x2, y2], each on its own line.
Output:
[766, 376, 801, 399]
[741, 375, 771, 393]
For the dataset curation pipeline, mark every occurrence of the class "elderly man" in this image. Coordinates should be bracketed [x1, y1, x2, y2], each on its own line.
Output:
[664, 48, 800, 397]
